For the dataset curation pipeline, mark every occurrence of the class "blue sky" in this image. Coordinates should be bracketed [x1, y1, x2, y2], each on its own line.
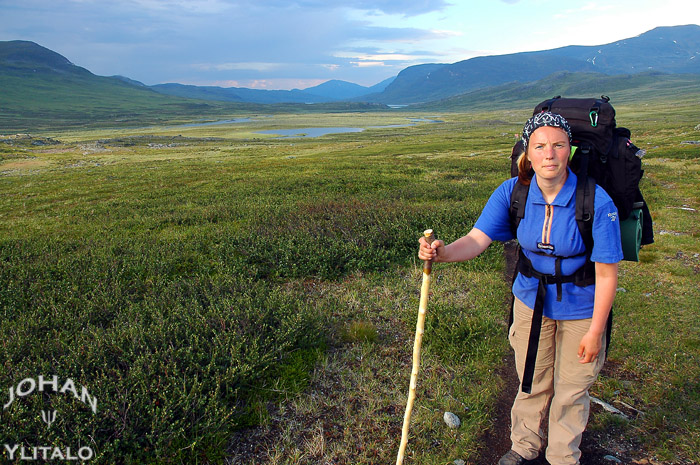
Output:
[1, 0, 698, 89]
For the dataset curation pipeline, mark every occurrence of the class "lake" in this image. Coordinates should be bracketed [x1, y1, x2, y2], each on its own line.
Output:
[163, 116, 443, 138]
[255, 118, 443, 138]
[256, 127, 366, 138]
[175, 118, 253, 127]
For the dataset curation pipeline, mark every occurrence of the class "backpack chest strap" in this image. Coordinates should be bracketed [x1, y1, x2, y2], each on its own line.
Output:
[517, 249, 595, 296]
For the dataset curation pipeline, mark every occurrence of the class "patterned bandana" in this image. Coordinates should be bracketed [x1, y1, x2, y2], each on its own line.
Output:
[521, 111, 572, 151]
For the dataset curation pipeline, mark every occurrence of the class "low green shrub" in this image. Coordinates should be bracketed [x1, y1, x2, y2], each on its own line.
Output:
[0, 236, 324, 463]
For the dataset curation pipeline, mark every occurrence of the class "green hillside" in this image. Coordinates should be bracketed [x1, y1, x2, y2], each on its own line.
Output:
[411, 71, 700, 111]
[0, 41, 262, 133]
[0, 71, 241, 131]
[0, 70, 383, 133]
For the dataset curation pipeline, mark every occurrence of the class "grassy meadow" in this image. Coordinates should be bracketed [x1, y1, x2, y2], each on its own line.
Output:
[0, 102, 698, 464]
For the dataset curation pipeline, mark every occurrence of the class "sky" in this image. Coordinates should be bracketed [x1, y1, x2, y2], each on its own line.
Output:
[1, 0, 699, 90]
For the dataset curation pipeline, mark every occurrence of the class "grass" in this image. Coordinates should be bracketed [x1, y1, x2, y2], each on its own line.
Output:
[0, 102, 698, 464]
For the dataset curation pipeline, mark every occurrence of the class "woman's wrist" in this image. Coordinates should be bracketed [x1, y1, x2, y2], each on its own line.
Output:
[587, 321, 606, 337]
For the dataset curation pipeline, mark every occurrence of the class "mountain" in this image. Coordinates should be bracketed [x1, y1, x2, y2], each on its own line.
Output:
[0, 40, 263, 131]
[0, 39, 92, 76]
[112, 75, 148, 87]
[302, 77, 396, 100]
[410, 71, 700, 111]
[151, 77, 396, 104]
[368, 24, 700, 104]
[303, 80, 373, 100]
[366, 76, 396, 94]
[151, 83, 333, 104]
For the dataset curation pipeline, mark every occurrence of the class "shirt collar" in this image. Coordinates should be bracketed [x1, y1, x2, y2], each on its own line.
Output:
[529, 168, 578, 206]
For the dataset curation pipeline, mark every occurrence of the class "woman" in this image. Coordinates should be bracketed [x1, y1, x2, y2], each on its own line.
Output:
[418, 112, 623, 465]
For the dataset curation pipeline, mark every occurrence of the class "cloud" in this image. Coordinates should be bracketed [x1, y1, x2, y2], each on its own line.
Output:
[229, 0, 451, 16]
[336, 50, 435, 62]
[209, 78, 327, 89]
[554, 2, 614, 18]
[193, 62, 285, 72]
[348, 25, 445, 43]
[122, 0, 234, 14]
[0, 0, 473, 87]
[352, 61, 388, 67]
[122, 0, 451, 17]
[338, 0, 451, 16]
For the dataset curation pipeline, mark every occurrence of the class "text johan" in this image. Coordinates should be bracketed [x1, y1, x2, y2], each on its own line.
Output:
[3, 376, 98, 461]
[3, 376, 97, 413]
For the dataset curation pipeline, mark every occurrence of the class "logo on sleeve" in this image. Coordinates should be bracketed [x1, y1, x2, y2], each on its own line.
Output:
[607, 212, 618, 222]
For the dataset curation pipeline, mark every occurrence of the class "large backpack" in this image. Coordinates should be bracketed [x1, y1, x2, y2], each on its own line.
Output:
[509, 96, 654, 260]
[507, 96, 653, 394]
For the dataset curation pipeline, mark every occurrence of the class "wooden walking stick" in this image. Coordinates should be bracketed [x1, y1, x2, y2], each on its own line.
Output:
[396, 229, 436, 465]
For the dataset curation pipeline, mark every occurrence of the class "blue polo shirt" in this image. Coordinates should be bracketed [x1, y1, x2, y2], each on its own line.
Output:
[474, 169, 623, 320]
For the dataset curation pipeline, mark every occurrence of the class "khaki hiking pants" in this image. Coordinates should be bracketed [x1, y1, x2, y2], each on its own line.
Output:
[508, 297, 606, 465]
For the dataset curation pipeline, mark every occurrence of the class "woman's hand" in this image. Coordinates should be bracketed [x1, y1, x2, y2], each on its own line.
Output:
[578, 262, 618, 364]
[418, 236, 445, 263]
[417, 228, 493, 264]
[577, 329, 603, 364]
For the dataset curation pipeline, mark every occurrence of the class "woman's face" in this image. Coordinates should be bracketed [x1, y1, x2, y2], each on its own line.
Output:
[527, 126, 571, 184]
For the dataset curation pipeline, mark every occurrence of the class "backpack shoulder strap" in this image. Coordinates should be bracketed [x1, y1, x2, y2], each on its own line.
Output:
[509, 180, 529, 237]
[575, 174, 596, 254]
[507, 181, 529, 335]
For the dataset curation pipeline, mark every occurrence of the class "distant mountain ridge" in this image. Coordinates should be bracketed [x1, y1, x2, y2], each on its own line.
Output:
[367, 24, 700, 104]
[410, 70, 700, 111]
[150, 83, 318, 104]
[151, 77, 396, 104]
[304, 78, 396, 100]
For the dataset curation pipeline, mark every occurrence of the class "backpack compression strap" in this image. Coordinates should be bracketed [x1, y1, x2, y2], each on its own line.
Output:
[575, 159, 596, 255]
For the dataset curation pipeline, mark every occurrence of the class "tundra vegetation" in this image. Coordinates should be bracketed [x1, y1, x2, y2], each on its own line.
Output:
[0, 100, 698, 464]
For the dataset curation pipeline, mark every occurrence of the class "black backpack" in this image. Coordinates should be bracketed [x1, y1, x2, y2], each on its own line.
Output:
[507, 96, 653, 394]
[509, 96, 654, 261]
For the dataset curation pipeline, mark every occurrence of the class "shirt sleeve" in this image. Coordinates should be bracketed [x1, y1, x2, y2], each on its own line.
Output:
[590, 186, 624, 264]
[473, 178, 517, 242]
